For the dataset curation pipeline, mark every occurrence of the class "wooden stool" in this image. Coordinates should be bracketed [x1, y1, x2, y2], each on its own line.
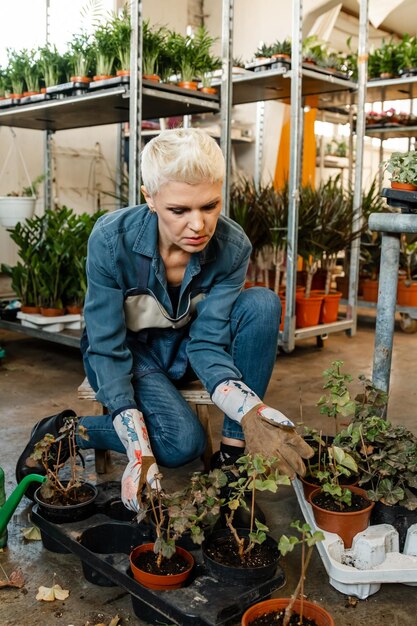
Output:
[77, 378, 215, 473]
[178, 383, 214, 471]
[77, 377, 112, 474]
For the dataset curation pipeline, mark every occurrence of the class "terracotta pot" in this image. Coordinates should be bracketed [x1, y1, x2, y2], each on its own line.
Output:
[295, 293, 324, 328]
[23, 91, 39, 97]
[362, 279, 379, 302]
[241, 597, 334, 626]
[178, 81, 198, 90]
[309, 485, 375, 548]
[391, 181, 417, 192]
[300, 474, 321, 501]
[20, 305, 41, 314]
[143, 74, 161, 82]
[40, 307, 66, 317]
[336, 275, 349, 299]
[116, 69, 130, 77]
[70, 76, 91, 84]
[9, 94, 22, 99]
[320, 291, 342, 323]
[66, 305, 83, 315]
[92, 74, 114, 81]
[199, 86, 218, 94]
[40, 87, 47, 94]
[271, 53, 291, 61]
[397, 281, 417, 306]
[380, 72, 393, 79]
[130, 543, 194, 590]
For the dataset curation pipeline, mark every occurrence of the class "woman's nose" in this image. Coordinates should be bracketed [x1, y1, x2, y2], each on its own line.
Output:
[189, 211, 204, 232]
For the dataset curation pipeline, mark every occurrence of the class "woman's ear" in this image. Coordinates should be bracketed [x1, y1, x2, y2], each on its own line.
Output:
[141, 185, 153, 209]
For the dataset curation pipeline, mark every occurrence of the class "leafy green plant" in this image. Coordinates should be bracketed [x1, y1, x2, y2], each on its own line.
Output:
[148, 469, 226, 567]
[19, 49, 40, 93]
[302, 35, 328, 64]
[38, 44, 66, 87]
[67, 33, 95, 78]
[271, 39, 292, 57]
[314, 445, 358, 509]
[30, 414, 89, 505]
[396, 33, 417, 73]
[224, 454, 290, 563]
[142, 20, 168, 77]
[384, 151, 417, 186]
[278, 521, 324, 626]
[169, 26, 218, 84]
[6, 48, 27, 95]
[317, 360, 356, 435]
[254, 42, 274, 59]
[110, 5, 131, 72]
[399, 235, 417, 282]
[5, 174, 45, 198]
[93, 21, 118, 76]
[368, 40, 399, 78]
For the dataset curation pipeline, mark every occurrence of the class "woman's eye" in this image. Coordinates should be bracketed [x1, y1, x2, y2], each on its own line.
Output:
[170, 208, 186, 215]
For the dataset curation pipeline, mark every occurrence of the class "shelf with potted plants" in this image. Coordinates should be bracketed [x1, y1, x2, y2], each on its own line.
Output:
[364, 34, 417, 102]
[0, 20, 221, 132]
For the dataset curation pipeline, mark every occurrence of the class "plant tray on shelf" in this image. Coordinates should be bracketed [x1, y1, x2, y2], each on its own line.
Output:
[45, 81, 90, 96]
[0, 97, 20, 108]
[381, 187, 417, 213]
[17, 311, 83, 332]
[19, 93, 50, 105]
[293, 478, 417, 600]
[88, 76, 129, 90]
[31, 481, 286, 626]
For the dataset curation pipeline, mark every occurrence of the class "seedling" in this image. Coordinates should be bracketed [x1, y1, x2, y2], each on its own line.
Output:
[315, 445, 358, 509]
[317, 360, 356, 434]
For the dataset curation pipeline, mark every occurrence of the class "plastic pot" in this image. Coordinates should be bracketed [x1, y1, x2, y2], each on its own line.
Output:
[40, 307, 66, 317]
[320, 291, 342, 323]
[295, 293, 324, 328]
[391, 181, 417, 192]
[371, 501, 417, 552]
[130, 543, 194, 590]
[397, 281, 417, 307]
[0, 197, 36, 228]
[178, 81, 198, 90]
[20, 305, 41, 314]
[199, 86, 218, 94]
[309, 486, 374, 549]
[34, 481, 98, 524]
[362, 279, 379, 302]
[202, 528, 279, 584]
[143, 74, 161, 82]
[279, 296, 286, 331]
[241, 597, 334, 626]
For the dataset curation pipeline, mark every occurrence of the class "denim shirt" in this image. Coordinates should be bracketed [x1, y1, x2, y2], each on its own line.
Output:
[83, 204, 252, 416]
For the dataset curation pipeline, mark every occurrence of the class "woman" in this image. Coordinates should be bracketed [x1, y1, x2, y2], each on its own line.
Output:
[16, 129, 312, 511]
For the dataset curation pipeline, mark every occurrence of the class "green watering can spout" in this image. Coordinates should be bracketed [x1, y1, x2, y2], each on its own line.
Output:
[0, 474, 46, 537]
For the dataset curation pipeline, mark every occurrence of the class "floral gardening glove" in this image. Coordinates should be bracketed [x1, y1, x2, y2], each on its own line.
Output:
[212, 380, 313, 478]
[113, 408, 160, 516]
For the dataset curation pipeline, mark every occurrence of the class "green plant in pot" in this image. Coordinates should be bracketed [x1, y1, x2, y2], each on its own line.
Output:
[202, 454, 290, 584]
[241, 522, 330, 626]
[198, 52, 222, 93]
[142, 20, 168, 80]
[92, 21, 118, 79]
[169, 26, 217, 90]
[254, 42, 274, 60]
[395, 33, 417, 75]
[31, 413, 97, 522]
[6, 48, 26, 97]
[271, 38, 292, 60]
[110, 5, 131, 75]
[67, 33, 95, 82]
[384, 150, 417, 191]
[19, 48, 40, 94]
[38, 44, 65, 88]
[130, 468, 226, 590]
[0, 174, 44, 230]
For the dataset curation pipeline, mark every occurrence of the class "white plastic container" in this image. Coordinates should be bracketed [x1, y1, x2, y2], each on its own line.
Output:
[0, 197, 36, 227]
[293, 478, 417, 599]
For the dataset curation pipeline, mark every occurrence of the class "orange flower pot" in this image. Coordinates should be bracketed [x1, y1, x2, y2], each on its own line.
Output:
[295, 293, 324, 328]
[9, 93, 22, 99]
[391, 181, 417, 192]
[397, 281, 417, 306]
[116, 69, 130, 77]
[279, 296, 286, 331]
[92, 74, 114, 81]
[362, 279, 379, 302]
[199, 86, 218, 94]
[130, 543, 194, 590]
[241, 598, 334, 626]
[143, 74, 161, 82]
[320, 291, 342, 323]
[20, 305, 41, 314]
[40, 307, 66, 317]
[23, 91, 39, 96]
[309, 486, 375, 549]
[70, 76, 91, 84]
[178, 81, 198, 90]
[66, 305, 83, 315]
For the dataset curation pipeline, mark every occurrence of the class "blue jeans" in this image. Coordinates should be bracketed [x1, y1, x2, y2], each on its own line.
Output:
[77, 288, 281, 467]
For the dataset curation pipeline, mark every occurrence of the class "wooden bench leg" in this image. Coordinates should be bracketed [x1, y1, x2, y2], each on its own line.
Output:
[197, 404, 213, 471]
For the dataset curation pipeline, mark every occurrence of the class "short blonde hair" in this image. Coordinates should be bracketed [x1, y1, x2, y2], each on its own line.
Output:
[141, 128, 225, 195]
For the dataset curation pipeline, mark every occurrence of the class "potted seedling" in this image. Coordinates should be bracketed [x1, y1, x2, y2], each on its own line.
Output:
[142, 20, 168, 82]
[110, 6, 131, 77]
[32, 413, 97, 524]
[38, 44, 65, 90]
[130, 468, 226, 590]
[396, 33, 417, 77]
[67, 33, 95, 84]
[384, 150, 417, 191]
[308, 444, 373, 548]
[271, 39, 292, 62]
[202, 454, 290, 584]
[6, 48, 26, 98]
[198, 53, 222, 94]
[92, 21, 118, 81]
[171, 26, 218, 90]
[241, 522, 332, 626]
[335, 412, 417, 551]
[20, 49, 40, 96]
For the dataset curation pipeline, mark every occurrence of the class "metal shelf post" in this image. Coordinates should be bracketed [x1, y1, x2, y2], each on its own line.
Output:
[128, 0, 143, 207]
[220, 0, 234, 216]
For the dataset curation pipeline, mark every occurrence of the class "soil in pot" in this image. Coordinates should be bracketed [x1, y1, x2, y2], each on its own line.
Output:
[34, 481, 98, 524]
[312, 491, 368, 513]
[241, 598, 334, 626]
[134, 549, 190, 576]
[202, 528, 279, 584]
[130, 543, 194, 590]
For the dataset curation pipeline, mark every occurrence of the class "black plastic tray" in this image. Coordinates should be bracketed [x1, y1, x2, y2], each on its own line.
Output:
[31, 481, 285, 625]
[382, 187, 417, 213]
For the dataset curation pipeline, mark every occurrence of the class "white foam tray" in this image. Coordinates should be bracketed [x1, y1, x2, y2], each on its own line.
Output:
[17, 311, 84, 331]
[293, 478, 417, 599]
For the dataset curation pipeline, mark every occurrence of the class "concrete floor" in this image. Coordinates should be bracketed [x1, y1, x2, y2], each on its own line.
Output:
[1, 317, 417, 625]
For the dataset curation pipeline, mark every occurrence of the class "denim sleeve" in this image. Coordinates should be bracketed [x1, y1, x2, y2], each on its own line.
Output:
[83, 224, 137, 415]
[186, 238, 251, 395]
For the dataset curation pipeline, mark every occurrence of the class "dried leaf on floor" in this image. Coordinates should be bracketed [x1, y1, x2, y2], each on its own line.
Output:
[21, 526, 42, 540]
[36, 583, 70, 602]
[108, 616, 121, 626]
[0, 568, 25, 589]
[345, 595, 358, 608]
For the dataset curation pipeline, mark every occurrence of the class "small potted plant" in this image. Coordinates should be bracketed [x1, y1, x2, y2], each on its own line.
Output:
[202, 454, 290, 584]
[241, 522, 333, 626]
[141, 20, 168, 82]
[67, 33, 94, 84]
[92, 22, 117, 81]
[270, 39, 292, 62]
[384, 150, 417, 191]
[20, 49, 41, 96]
[130, 468, 226, 590]
[110, 6, 131, 77]
[32, 413, 97, 524]
[6, 48, 26, 98]
[38, 44, 65, 90]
